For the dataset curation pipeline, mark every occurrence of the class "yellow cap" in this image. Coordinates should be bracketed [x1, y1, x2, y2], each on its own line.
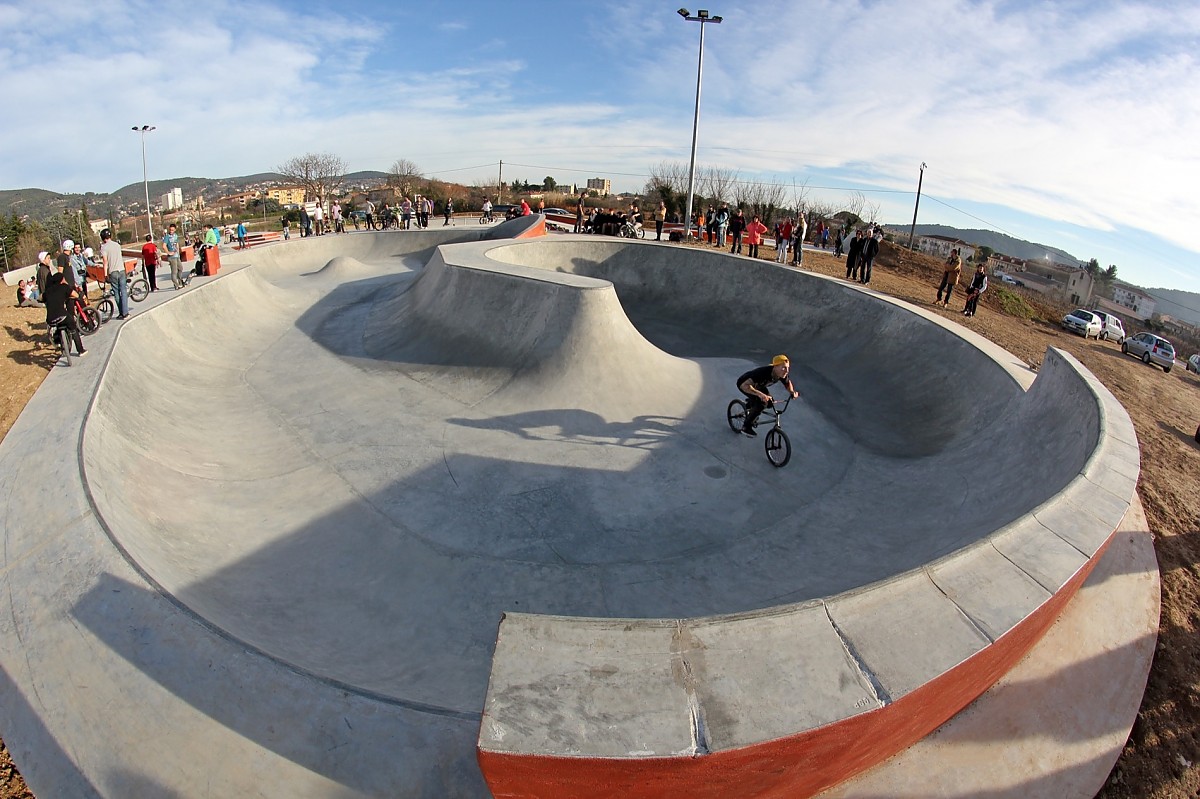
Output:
[772, 354, 789, 365]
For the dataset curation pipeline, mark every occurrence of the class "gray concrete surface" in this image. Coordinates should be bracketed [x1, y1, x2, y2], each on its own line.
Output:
[0, 228, 1154, 796]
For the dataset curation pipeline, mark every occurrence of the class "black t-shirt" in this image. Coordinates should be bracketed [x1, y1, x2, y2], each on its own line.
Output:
[42, 279, 71, 323]
[738, 364, 781, 391]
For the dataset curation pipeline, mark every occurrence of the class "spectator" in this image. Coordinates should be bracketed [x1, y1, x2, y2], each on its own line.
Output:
[729, 209, 746, 254]
[775, 217, 793, 264]
[282, 218, 291, 240]
[101, 228, 130, 319]
[860, 231, 881, 285]
[163, 223, 183, 290]
[443, 197, 454, 226]
[715, 206, 730, 248]
[519, 198, 531, 216]
[655, 201, 667, 241]
[574, 195, 586, 234]
[141, 234, 160, 292]
[792, 215, 808, 267]
[17, 279, 42, 307]
[745, 215, 768, 259]
[35, 251, 52, 299]
[313, 202, 325, 235]
[365, 199, 376, 230]
[57, 240, 77, 290]
[937, 248, 963, 307]
[963, 264, 988, 317]
[236, 221, 247, 249]
[299, 206, 311, 237]
[70, 243, 89, 289]
[845, 229, 865, 281]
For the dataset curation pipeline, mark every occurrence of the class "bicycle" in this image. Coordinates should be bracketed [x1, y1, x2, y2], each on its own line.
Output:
[726, 392, 793, 467]
[479, 210, 496, 224]
[619, 219, 646, 239]
[372, 210, 399, 231]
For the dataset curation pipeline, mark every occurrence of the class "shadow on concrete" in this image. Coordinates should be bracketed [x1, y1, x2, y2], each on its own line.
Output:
[0, 663, 99, 797]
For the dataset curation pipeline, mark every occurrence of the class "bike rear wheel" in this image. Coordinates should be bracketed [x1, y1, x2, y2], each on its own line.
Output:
[726, 399, 747, 433]
[78, 307, 100, 335]
[765, 428, 791, 467]
[97, 297, 116, 323]
[129, 279, 150, 302]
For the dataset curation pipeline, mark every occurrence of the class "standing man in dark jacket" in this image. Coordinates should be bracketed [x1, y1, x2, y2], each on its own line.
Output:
[728, 209, 746, 254]
[859, 232, 881, 285]
[845, 230, 865, 281]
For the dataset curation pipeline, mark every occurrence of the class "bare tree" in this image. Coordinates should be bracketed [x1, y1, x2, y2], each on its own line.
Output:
[276, 153, 347, 206]
[739, 178, 789, 222]
[841, 191, 866, 221]
[862, 199, 881, 227]
[644, 160, 689, 196]
[388, 158, 424, 191]
[700, 166, 739, 205]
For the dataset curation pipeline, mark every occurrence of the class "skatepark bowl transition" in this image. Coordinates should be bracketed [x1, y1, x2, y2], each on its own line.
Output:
[0, 216, 1156, 797]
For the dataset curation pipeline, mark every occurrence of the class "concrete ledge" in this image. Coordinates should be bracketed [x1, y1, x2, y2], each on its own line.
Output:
[476, 319, 1140, 795]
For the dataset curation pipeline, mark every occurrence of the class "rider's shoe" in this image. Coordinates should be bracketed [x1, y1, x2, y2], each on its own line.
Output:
[742, 425, 757, 437]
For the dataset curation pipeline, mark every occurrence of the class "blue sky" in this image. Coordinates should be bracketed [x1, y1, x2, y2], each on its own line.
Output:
[2, 0, 1199, 292]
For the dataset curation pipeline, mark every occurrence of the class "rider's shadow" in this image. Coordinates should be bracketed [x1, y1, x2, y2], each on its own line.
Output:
[447, 409, 680, 449]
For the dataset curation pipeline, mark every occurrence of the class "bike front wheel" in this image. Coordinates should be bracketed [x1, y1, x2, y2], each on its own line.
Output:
[78, 307, 100, 335]
[97, 297, 116, 323]
[726, 399, 747, 433]
[765, 428, 791, 467]
[636, 226, 645, 239]
[57, 327, 72, 367]
[129, 279, 150, 302]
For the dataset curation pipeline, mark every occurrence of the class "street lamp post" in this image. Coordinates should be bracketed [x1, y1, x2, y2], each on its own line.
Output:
[908, 161, 927, 250]
[678, 8, 722, 243]
[132, 125, 156, 241]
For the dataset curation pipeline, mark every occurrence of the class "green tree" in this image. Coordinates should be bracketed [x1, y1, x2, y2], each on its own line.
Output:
[543, 176, 557, 192]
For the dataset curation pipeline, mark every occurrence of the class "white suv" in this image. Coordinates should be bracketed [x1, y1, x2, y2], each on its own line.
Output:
[1093, 312, 1125, 342]
[1187, 354, 1200, 374]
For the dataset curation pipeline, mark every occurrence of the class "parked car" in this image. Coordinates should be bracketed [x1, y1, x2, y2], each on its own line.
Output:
[1062, 308, 1102, 339]
[1121, 332, 1176, 372]
[1092, 312, 1126, 342]
[998, 273, 1018, 285]
[541, 207, 570, 217]
[1186, 354, 1200, 374]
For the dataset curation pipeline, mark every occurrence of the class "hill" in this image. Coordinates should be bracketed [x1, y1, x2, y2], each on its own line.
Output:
[1143, 287, 1200, 326]
[1, 170, 390, 221]
[889, 224, 1081, 265]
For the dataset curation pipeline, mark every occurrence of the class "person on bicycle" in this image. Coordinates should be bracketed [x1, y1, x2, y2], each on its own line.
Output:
[737, 354, 798, 436]
[43, 271, 86, 357]
[482, 197, 493, 222]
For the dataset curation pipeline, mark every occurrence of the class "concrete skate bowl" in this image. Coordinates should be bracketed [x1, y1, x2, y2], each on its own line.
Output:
[79, 233, 1139, 797]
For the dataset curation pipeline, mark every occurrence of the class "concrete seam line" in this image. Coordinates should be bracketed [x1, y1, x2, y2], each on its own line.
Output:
[824, 601, 890, 705]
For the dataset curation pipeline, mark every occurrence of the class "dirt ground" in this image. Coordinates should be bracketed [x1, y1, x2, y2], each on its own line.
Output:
[0, 241, 1197, 798]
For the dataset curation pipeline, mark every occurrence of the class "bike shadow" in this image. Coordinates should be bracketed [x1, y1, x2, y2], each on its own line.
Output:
[446, 408, 681, 450]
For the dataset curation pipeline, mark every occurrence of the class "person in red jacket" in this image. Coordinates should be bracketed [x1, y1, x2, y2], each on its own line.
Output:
[140, 234, 160, 292]
[745, 215, 768, 259]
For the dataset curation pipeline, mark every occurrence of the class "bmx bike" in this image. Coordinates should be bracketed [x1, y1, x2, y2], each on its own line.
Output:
[479, 211, 496, 224]
[726, 392, 793, 467]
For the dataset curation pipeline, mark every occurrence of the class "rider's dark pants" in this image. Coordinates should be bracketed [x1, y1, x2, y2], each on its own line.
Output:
[51, 315, 84, 354]
[741, 392, 767, 430]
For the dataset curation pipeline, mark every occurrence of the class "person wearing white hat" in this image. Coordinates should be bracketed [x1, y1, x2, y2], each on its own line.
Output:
[35, 251, 53, 299]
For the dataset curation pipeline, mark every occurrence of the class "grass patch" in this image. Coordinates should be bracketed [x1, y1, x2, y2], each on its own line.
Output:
[994, 286, 1037, 320]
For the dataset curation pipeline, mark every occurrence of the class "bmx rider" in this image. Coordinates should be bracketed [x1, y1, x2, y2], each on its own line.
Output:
[737, 354, 799, 436]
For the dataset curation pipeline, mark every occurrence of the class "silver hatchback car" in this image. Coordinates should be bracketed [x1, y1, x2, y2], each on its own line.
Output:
[1121, 332, 1176, 373]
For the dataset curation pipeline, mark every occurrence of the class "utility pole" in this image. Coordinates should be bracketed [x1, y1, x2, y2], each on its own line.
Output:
[908, 162, 927, 251]
[498, 161, 504, 203]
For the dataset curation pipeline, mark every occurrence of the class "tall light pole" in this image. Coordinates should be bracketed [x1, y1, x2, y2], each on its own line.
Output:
[907, 162, 927, 251]
[679, 8, 722, 242]
[132, 125, 156, 241]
